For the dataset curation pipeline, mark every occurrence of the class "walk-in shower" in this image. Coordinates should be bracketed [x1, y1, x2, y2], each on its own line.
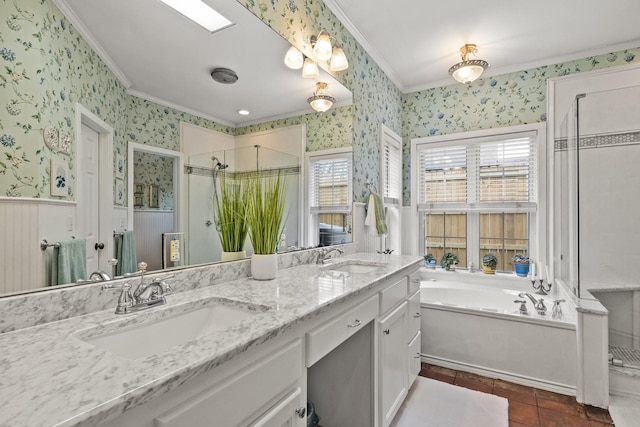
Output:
[555, 84, 640, 397]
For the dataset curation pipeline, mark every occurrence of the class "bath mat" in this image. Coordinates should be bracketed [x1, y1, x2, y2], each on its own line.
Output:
[390, 377, 508, 427]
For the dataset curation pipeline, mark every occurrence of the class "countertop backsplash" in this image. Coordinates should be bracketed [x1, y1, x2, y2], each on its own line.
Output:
[0, 243, 356, 334]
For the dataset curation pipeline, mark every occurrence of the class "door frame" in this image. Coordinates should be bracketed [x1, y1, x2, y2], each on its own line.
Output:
[127, 142, 185, 263]
[75, 103, 114, 273]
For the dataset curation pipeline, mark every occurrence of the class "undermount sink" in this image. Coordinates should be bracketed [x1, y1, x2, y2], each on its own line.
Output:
[76, 298, 268, 360]
[322, 260, 387, 274]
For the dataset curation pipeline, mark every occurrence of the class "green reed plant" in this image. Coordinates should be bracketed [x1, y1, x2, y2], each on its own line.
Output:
[215, 174, 249, 253]
[247, 171, 286, 255]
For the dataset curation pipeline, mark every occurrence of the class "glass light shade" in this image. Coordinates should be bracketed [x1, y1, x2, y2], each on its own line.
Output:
[308, 96, 334, 113]
[284, 46, 303, 69]
[302, 58, 319, 79]
[329, 47, 349, 71]
[313, 32, 333, 61]
[448, 59, 488, 84]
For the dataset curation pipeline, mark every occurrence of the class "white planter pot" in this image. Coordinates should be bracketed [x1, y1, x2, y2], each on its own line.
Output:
[220, 250, 246, 262]
[251, 253, 277, 280]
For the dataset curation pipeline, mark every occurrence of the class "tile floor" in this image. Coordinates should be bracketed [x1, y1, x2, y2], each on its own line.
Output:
[419, 363, 615, 427]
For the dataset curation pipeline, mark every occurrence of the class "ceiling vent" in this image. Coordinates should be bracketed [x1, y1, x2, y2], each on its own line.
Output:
[210, 67, 238, 84]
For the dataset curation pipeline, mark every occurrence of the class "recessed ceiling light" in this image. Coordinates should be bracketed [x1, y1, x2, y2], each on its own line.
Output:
[160, 0, 233, 33]
[237, 109, 250, 115]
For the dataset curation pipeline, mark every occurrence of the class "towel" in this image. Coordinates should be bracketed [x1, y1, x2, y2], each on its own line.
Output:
[365, 193, 388, 235]
[115, 230, 137, 276]
[51, 239, 87, 285]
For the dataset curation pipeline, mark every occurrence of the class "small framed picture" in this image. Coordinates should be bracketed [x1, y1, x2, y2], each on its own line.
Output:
[149, 184, 159, 208]
[115, 154, 125, 179]
[134, 182, 144, 194]
[115, 179, 125, 205]
[134, 195, 144, 207]
[50, 158, 69, 197]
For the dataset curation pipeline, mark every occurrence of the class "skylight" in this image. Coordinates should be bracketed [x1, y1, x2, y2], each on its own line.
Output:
[160, 0, 232, 33]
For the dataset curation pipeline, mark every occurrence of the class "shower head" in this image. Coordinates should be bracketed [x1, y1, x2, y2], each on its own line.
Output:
[211, 156, 229, 170]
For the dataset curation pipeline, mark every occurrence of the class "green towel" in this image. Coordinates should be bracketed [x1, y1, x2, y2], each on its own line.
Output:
[51, 239, 87, 285]
[372, 193, 388, 235]
[115, 230, 137, 275]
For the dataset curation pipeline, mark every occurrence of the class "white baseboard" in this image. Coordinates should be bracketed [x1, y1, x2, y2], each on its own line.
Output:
[421, 355, 577, 397]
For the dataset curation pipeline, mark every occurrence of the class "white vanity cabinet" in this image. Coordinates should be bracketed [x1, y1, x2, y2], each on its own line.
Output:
[101, 339, 305, 427]
[377, 269, 422, 427]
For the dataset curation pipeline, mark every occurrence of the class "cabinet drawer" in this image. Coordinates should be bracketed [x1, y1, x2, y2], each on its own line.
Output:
[408, 331, 421, 387]
[306, 294, 379, 367]
[155, 340, 302, 427]
[408, 271, 421, 294]
[380, 277, 408, 315]
[408, 290, 421, 341]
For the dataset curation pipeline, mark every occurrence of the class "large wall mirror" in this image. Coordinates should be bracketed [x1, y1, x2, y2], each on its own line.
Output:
[0, 0, 353, 297]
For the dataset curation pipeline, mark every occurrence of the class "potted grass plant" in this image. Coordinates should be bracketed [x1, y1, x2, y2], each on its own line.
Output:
[215, 174, 249, 261]
[482, 252, 498, 274]
[247, 171, 287, 280]
[512, 253, 530, 277]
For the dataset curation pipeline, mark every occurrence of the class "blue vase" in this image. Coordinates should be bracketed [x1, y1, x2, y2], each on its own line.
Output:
[425, 260, 436, 269]
[514, 263, 530, 277]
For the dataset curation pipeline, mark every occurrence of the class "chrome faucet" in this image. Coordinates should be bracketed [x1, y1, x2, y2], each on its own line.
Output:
[76, 270, 112, 284]
[102, 261, 173, 314]
[316, 247, 345, 264]
[519, 292, 547, 315]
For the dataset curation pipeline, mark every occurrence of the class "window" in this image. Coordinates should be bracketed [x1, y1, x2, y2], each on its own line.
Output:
[413, 125, 542, 271]
[381, 127, 402, 205]
[307, 149, 353, 246]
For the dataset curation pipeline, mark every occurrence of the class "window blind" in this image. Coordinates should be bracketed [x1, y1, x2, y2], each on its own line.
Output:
[417, 132, 537, 212]
[309, 155, 353, 213]
[477, 136, 536, 203]
[382, 137, 402, 204]
[418, 145, 468, 206]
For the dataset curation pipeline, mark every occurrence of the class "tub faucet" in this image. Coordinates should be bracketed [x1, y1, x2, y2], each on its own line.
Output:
[519, 292, 547, 315]
[316, 247, 344, 264]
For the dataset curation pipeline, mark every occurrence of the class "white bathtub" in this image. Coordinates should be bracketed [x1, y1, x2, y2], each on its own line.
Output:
[420, 275, 578, 394]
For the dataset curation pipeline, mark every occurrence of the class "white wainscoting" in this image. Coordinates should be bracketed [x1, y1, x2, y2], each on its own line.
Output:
[133, 210, 174, 271]
[0, 198, 76, 294]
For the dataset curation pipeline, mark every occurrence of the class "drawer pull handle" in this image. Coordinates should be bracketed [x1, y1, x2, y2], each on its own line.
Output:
[347, 319, 362, 328]
[413, 313, 421, 318]
[383, 329, 390, 335]
[295, 407, 306, 418]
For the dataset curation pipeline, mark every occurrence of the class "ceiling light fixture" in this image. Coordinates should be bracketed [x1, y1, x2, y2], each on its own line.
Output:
[301, 57, 319, 79]
[237, 109, 250, 116]
[308, 82, 335, 113]
[284, 46, 304, 69]
[284, 30, 349, 77]
[448, 44, 489, 84]
[160, 0, 233, 33]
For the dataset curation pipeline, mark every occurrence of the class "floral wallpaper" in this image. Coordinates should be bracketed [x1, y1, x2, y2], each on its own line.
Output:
[0, 0, 128, 198]
[235, 105, 353, 152]
[133, 152, 174, 210]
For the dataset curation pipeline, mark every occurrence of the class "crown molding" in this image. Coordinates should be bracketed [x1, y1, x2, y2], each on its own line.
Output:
[321, 0, 406, 92]
[52, 0, 132, 89]
[126, 89, 235, 128]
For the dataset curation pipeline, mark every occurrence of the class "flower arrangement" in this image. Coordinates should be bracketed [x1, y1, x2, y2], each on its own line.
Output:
[512, 253, 529, 264]
[512, 253, 530, 277]
[424, 253, 437, 268]
[482, 252, 498, 274]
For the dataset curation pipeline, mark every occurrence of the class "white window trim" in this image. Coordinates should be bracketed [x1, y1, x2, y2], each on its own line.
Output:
[380, 124, 403, 206]
[410, 123, 547, 268]
[305, 147, 353, 247]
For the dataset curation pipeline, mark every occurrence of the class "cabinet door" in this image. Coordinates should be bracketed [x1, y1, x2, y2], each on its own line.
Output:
[378, 301, 408, 427]
[251, 387, 305, 427]
[408, 290, 421, 341]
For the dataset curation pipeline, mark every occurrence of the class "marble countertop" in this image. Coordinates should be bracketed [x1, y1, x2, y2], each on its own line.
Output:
[0, 253, 421, 427]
